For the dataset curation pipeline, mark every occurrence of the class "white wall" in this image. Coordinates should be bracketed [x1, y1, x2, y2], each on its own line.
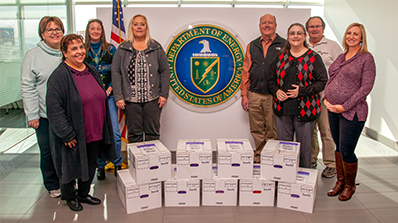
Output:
[325, 0, 398, 145]
[97, 7, 311, 150]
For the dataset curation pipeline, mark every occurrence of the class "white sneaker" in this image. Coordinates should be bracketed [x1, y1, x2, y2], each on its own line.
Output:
[49, 189, 61, 198]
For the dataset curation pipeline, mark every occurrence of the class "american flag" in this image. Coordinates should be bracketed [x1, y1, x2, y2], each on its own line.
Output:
[111, 0, 128, 142]
[111, 0, 126, 48]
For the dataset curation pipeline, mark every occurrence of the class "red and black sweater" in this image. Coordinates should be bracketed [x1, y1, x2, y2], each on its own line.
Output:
[268, 49, 328, 122]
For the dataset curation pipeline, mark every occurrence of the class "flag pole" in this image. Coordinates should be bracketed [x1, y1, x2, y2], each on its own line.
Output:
[117, 0, 122, 43]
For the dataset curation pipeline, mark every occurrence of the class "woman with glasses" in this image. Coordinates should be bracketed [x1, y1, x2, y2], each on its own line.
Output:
[21, 16, 64, 198]
[268, 23, 328, 168]
[84, 19, 123, 180]
[324, 23, 376, 201]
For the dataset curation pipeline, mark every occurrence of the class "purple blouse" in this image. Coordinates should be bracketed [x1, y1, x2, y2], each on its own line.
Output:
[71, 66, 107, 143]
[323, 52, 376, 121]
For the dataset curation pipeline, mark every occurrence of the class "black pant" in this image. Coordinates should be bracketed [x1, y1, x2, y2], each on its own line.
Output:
[124, 100, 161, 143]
[35, 118, 60, 191]
[61, 141, 99, 201]
[328, 112, 364, 163]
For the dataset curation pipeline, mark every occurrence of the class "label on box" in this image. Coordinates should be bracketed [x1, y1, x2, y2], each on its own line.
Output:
[301, 186, 314, 196]
[137, 157, 150, 170]
[278, 142, 298, 152]
[240, 182, 253, 192]
[241, 154, 253, 164]
[159, 155, 171, 165]
[137, 144, 159, 155]
[185, 142, 204, 152]
[199, 153, 212, 164]
[165, 182, 178, 192]
[203, 181, 215, 192]
[149, 183, 161, 194]
[261, 154, 274, 166]
[283, 156, 297, 167]
[225, 141, 244, 151]
[278, 183, 291, 195]
[263, 182, 274, 191]
[225, 181, 237, 189]
[187, 181, 199, 189]
[177, 154, 190, 165]
[128, 187, 140, 199]
[219, 154, 231, 165]
[296, 171, 310, 183]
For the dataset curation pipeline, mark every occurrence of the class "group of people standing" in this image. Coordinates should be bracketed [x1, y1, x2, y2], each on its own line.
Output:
[20, 12, 375, 212]
[241, 14, 375, 202]
[20, 14, 169, 212]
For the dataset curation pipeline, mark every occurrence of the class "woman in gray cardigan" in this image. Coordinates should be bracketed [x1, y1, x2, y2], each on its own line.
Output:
[111, 14, 170, 143]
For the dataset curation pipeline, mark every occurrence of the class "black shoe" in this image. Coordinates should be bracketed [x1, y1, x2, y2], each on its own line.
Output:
[77, 195, 101, 205]
[97, 167, 105, 180]
[114, 165, 122, 177]
[67, 198, 83, 212]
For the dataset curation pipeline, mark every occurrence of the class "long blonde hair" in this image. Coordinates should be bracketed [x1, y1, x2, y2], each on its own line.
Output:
[126, 14, 153, 45]
[342, 23, 369, 55]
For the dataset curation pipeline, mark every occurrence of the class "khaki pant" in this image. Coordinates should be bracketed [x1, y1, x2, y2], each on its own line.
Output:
[248, 91, 277, 155]
[311, 100, 336, 168]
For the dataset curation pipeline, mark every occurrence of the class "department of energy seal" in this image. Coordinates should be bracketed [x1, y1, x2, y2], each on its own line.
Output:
[166, 25, 244, 109]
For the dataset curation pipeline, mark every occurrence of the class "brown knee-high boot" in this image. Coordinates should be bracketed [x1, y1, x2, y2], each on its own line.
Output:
[338, 161, 358, 201]
[327, 152, 344, 196]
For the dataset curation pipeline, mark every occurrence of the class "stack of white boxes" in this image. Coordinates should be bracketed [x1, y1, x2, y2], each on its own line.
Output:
[116, 138, 318, 214]
[117, 140, 171, 214]
[260, 140, 318, 213]
[202, 139, 253, 206]
[164, 139, 212, 207]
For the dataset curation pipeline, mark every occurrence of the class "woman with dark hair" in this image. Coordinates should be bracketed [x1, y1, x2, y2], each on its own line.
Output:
[268, 23, 328, 168]
[112, 14, 170, 143]
[84, 18, 122, 180]
[46, 34, 116, 212]
[324, 23, 376, 201]
[21, 16, 64, 198]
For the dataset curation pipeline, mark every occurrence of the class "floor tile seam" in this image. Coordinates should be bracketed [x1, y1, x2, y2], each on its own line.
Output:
[22, 189, 48, 218]
[363, 207, 383, 223]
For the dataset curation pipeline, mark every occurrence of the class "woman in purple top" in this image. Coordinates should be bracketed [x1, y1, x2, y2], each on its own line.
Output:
[46, 34, 116, 212]
[323, 23, 376, 201]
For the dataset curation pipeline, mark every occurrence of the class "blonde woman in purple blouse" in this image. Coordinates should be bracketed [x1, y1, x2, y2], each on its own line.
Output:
[323, 23, 376, 201]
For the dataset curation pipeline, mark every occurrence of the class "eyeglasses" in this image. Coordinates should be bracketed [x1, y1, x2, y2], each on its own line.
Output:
[308, 25, 323, 29]
[288, 31, 305, 36]
[45, 28, 63, 34]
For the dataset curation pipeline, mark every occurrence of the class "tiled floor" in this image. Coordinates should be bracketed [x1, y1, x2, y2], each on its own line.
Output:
[1, 135, 398, 223]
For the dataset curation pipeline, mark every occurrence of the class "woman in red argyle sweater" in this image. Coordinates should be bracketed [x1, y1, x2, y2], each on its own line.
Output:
[268, 23, 328, 168]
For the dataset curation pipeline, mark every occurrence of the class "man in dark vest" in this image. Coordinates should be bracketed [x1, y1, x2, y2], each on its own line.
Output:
[240, 14, 286, 163]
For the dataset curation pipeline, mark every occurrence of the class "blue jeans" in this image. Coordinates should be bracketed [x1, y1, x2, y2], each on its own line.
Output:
[328, 112, 364, 163]
[36, 118, 60, 191]
[97, 95, 123, 168]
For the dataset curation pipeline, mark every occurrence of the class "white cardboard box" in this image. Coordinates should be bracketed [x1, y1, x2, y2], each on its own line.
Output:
[164, 177, 200, 207]
[260, 140, 300, 183]
[202, 178, 238, 206]
[217, 139, 253, 179]
[239, 178, 275, 207]
[239, 164, 275, 207]
[128, 140, 172, 185]
[176, 139, 212, 180]
[277, 168, 318, 213]
[117, 170, 162, 214]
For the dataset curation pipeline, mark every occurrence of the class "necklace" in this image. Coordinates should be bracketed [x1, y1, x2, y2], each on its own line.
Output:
[90, 47, 102, 64]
